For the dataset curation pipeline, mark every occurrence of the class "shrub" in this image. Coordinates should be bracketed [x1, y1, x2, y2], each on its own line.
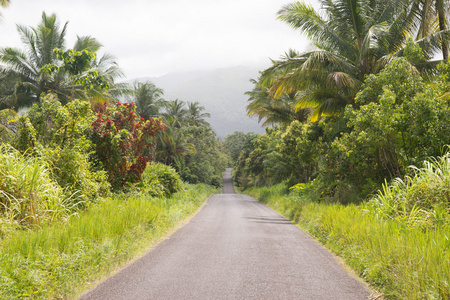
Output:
[0, 109, 18, 144]
[11, 94, 110, 201]
[42, 146, 110, 202]
[320, 58, 450, 202]
[91, 103, 166, 189]
[210, 175, 222, 189]
[20, 94, 94, 148]
[141, 163, 182, 197]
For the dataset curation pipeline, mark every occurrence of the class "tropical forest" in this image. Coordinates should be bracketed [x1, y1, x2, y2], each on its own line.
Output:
[0, 0, 449, 299]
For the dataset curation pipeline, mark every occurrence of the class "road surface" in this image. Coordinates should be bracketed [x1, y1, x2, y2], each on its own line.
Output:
[80, 168, 371, 299]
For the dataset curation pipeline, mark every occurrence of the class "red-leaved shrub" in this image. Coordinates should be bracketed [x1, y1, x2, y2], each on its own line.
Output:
[91, 102, 166, 189]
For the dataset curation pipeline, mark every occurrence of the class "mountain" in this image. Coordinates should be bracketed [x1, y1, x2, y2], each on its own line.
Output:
[129, 66, 266, 138]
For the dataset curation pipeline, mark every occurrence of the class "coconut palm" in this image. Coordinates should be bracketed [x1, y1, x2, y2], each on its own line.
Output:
[0, 12, 68, 108]
[246, 77, 309, 126]
[163, 99, 187, 128]
[89, 51, 127, 102]
[132, 81, 166, 120]
[155, 115, 196, 166]
[261, 0, 450, 121]
[0, 12, 123, 109]
[415, 0, 449, 59]
[186, 101, 210, 126]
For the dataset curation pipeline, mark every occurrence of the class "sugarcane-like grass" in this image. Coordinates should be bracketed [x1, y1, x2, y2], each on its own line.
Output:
[245, 153, 450, 299]
[0, 183, 216, 299]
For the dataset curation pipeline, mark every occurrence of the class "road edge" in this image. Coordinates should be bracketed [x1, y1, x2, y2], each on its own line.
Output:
[75, 193, 215, 299]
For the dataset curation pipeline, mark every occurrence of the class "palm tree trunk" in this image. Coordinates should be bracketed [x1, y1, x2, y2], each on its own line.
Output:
[436, 0, 448, 59]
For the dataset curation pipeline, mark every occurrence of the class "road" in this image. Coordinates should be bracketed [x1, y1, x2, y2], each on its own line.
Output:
[79, 168, 371, 299]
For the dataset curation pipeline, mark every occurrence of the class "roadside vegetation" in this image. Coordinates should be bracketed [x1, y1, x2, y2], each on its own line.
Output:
[0, 11, 225, 299]
[1, 0, 450, 298]
[226, 0, 450, 299]
[244, 153, 449, 298]
[0, 183, 216, 299]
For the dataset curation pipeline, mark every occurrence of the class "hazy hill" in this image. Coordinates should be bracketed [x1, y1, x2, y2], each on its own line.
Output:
[130, 66, 266, 137]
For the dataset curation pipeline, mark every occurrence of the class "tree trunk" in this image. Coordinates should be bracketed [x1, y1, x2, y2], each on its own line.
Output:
[436, 0, 449, 60]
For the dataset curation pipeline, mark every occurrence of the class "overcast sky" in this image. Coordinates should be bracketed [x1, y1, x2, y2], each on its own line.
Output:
[0, 0, 314, 79]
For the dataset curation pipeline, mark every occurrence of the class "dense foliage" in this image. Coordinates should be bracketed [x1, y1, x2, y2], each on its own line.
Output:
[232, 1, 450, 298]
[246, 152, 450, 298]
[236, 58, 450, 203]
[141, 162, 183, 197]
[176, 125, 228, 187]
[0, 11, 227, 234]
[152, 98, 229, 187]
[236, 0, 450, 202]
[254, 0, 449, 121]
[237, 0, 450, 201]
[14, 93, 111, 202]
[0, 12, 123, 109]
[91, 102, 166, 189]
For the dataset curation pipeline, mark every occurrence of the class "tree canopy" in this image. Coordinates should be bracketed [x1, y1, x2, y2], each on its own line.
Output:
[249, 0, 450, 122]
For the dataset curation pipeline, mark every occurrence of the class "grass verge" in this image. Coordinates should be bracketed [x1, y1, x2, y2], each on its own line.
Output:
[0, 183, 217, 299]
[244, 184, 450, 299]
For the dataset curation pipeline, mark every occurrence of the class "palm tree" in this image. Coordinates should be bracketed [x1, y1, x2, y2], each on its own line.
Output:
[261, 0, 450, 121]
[0, 12, 68, 108]
[186, 101, 210, 126]
[436, 0, 449, 59]
[0, 12, 123, 109]
[163, 99, 187, 128]
[246, 78, 309, 126]
[72, 36, 125, 95]
[416, 0, 449, 59]
[87, 46, 127, 102]
[132, 81, 166, 120]
[155, 115, 196, 166]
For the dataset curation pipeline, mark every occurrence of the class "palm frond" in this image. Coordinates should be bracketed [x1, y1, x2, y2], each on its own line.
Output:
[359, 22, 389, 62]
[73, 36, 102, 52]
[0, 47, 38, 80]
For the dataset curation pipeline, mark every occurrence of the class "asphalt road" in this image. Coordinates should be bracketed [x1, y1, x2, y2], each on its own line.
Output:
[79, 168, 371, 300]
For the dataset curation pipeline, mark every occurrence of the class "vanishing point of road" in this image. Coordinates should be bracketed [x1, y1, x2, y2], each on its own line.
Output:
[80, 168, 371, 299]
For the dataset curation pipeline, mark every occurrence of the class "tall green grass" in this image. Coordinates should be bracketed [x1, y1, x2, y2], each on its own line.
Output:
[0, 183, 217, 299]
[0, 144, 80, 231]
[369, 152, 450, 228]
[245, 153, 450, 299]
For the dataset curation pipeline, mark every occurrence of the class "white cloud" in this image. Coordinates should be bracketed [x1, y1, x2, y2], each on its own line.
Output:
[0, 0, 313, 78]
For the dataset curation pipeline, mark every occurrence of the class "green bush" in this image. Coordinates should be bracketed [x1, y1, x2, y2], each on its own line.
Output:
[280, 121, 320, 184]
[0, 109, 18, 144]
[319, 58, 450, 202]
[43, 146, 110, 203]
[11, 94, 111, 201]
[177, 125, 229, 185]
[141, 163, 183, 197]
[22, 94, 94, 148]
[210, 175, 222, 188]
